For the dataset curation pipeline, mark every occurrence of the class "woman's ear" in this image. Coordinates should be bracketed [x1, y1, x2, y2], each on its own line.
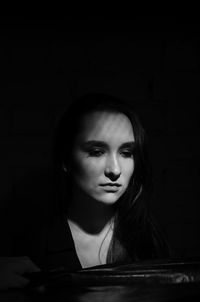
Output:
[62, 163, 69, 173]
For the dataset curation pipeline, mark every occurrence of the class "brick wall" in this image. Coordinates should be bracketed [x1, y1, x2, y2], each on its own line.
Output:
[0, 18, 199, 258]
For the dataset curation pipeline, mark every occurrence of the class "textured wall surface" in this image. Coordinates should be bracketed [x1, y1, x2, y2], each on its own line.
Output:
[0, 17, 199, 258]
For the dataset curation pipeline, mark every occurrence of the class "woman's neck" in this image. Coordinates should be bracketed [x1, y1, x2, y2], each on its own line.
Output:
[66, 184, 116, 235]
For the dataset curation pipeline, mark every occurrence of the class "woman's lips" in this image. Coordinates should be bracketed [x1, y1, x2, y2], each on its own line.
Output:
[100, 183, 121, 187]
[99, 183, 122, 192]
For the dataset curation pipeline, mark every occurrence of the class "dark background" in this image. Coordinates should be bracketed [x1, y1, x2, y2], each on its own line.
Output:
[0, 16, 199, 258]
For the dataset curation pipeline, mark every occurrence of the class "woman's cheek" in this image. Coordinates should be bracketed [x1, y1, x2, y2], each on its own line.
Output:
[84, 158, 104, 175]
[125, 159, 134, 181]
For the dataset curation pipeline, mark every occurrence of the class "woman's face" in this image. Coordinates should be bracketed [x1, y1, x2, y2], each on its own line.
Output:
[71, 111, 135, 204]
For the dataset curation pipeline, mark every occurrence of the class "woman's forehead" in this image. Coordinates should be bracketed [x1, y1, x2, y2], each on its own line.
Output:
[77, 111, 135, 142]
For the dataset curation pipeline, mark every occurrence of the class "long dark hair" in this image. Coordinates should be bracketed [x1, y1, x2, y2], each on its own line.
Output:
[53, 93, 170, 263]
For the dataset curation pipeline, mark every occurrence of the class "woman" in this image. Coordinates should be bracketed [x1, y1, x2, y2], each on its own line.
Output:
[53, 93, 169, 265]
[0, 93, 169, 289]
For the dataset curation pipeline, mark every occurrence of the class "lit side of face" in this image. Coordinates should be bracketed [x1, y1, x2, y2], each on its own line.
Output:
[71, 111, 135, 205]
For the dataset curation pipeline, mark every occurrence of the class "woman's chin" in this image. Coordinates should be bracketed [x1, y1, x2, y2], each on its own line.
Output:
[94, 192, 121, 205]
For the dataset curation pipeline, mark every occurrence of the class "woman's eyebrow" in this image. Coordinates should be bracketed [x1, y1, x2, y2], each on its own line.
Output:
[81, 141, 108, 148]
[120, 142, 136, 149]
[81, 141, 135, 149]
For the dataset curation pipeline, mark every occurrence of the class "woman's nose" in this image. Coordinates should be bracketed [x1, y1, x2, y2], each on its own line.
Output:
[104, 155, 121, 181]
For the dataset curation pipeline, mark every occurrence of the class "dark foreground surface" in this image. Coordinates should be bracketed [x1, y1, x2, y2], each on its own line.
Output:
[1, 259, 200, 302]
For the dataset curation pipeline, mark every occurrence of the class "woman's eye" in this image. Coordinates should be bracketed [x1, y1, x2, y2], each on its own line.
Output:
[120, 150, 133, 158]
[88, 149, 105, 157]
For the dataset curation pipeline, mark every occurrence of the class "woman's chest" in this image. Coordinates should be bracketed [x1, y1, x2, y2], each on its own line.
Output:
[68, 222, 113, 268]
